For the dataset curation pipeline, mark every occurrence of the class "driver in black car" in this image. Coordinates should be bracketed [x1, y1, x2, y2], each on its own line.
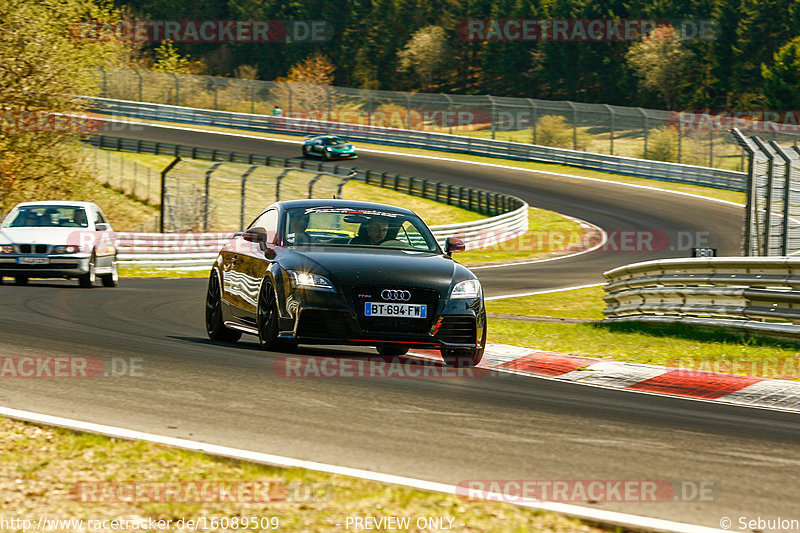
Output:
[350, 217, 388, 245]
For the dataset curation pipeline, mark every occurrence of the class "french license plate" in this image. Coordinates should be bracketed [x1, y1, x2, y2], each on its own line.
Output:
[364, 302, 427, 318]
[18, 257, 49, 265]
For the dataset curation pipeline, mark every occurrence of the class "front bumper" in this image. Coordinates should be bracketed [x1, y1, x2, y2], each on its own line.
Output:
[281, 286, 484, 348]
[0, 255, 91, 278]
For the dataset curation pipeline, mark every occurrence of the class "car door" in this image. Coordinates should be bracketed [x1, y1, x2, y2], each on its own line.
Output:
[229, 208, 279, 323]
[92, 208, 115, 270]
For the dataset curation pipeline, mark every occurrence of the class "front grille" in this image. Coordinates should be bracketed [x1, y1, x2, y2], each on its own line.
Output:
[297, 309, 353, 339]
[436, 316, 477, 345]
[18, 244, 49, 254]
[353, 286, 439, 335]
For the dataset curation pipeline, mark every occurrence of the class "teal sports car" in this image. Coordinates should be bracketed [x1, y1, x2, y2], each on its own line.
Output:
[302, 135, 358, 160]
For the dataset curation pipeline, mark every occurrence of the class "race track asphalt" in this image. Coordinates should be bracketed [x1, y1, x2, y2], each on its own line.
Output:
[1, 124, 794, 529]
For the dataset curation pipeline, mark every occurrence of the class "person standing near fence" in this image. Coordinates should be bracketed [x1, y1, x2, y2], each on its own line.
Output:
[272, 105, 283, 117]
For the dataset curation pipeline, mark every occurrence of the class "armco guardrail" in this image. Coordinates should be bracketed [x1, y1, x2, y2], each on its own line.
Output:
[603, 257, 800, 338]
[87, 98, 747, 192]
[116, 202, 528, 269]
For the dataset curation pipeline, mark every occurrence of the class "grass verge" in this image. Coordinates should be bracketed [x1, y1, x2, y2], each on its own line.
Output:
[0, 416, 604, 532]
[487, 287, 800, 380]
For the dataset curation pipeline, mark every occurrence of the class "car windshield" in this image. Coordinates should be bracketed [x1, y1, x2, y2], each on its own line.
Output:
[284, 207, 440, 252]
[4, 206, 89, 228]
[321, 137, 345, 146]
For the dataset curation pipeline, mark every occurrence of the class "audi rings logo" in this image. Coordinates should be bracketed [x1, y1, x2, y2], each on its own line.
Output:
[381, 289, 411, 301]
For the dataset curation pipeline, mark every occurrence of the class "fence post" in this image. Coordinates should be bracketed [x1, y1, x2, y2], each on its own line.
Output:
[444, 94, 454, 135]
[203, 162, 223, 232]
[159, 157, 181, 233]
[240, 165, 258, 230]
[169, 73, 179, 106]
[488, 95, 496, 140]
[528, 99, 538, 145]
[134, 69, 143, 101]
[605, 104, 614, 155]
[640, 108, 648, 159]
[567, 101, 578, 151]
[406, 94, 413, 130]
[709, 125, 714, 168]
[100, 67, 107, 98]
[287, 83, 293, 117]
[213, 82, 218, 110]
[250, 81, 256, 114]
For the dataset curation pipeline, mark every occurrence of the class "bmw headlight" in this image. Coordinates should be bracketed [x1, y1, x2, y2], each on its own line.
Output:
[289, 270, 336, 292]
[0, 245, 14, 254]
[451, 279, 481, 299]
[53, 245, 80, 254]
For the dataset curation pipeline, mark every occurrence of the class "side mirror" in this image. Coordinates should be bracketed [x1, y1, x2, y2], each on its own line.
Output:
[242, 227, 274, 250]
[95, 223, 110, 232]
[445, 237, 466, 255]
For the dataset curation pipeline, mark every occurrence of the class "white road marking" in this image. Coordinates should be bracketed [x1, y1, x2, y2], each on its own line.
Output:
[485, 283, 605, 301]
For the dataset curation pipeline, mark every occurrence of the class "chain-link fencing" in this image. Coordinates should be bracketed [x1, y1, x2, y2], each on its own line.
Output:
[96, 68, 800, 172]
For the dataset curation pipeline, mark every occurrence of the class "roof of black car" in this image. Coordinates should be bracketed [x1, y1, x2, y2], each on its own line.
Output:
[277, 198, 416, 215]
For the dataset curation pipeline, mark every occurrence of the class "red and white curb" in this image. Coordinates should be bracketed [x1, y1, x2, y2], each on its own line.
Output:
[411, 343, 800, 413]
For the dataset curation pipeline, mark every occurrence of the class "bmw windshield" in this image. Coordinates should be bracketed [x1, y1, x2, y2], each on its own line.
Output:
[4, 205, 89, 228]
[284, 207, 441, 253]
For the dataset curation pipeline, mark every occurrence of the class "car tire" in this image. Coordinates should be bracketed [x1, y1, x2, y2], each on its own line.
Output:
[376, 344, 410, 356]
[14, 276, 28, 286]
[100, 259, 119, 287]
[323, 150, 331, 161]
[205, 270, 242, 343]
[441, 321, 486, 368]
[257, 281, 298, 352]
[302, 145, 309, 157]
[78, 256, 96, 288]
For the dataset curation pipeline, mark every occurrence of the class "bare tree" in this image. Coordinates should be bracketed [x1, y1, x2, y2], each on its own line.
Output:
[397, 26, 448, 90]
[270, 53, 336, 117]
[627, 25, 693, 109]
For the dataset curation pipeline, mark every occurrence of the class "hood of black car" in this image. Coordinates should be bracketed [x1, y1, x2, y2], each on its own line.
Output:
[286, 247, 464, 290]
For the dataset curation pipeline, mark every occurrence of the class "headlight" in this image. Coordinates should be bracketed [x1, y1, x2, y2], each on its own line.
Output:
[326, 147, 333, 151]
[53, 245, 80, 254]
[451, 279, 481, 299]
[289, 270, 336, 292]
[0, 245, 14, 254]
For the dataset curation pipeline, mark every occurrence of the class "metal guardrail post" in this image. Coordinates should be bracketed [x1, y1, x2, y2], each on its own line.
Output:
[752, 137, 776, 255]
[159, 157, 181, 233]
[730, 128, 759, 256]
[770, 141, 794, 255]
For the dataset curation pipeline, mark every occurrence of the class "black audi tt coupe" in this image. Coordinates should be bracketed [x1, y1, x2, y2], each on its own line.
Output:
[205, 199, 486, 366]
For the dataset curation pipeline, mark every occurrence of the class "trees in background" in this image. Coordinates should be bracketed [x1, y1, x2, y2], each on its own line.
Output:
[0, 0, 131, 210]
[111, 0, 800, 110]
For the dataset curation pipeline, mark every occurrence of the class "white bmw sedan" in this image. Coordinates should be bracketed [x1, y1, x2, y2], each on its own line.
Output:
[0, 201, 118, 288]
